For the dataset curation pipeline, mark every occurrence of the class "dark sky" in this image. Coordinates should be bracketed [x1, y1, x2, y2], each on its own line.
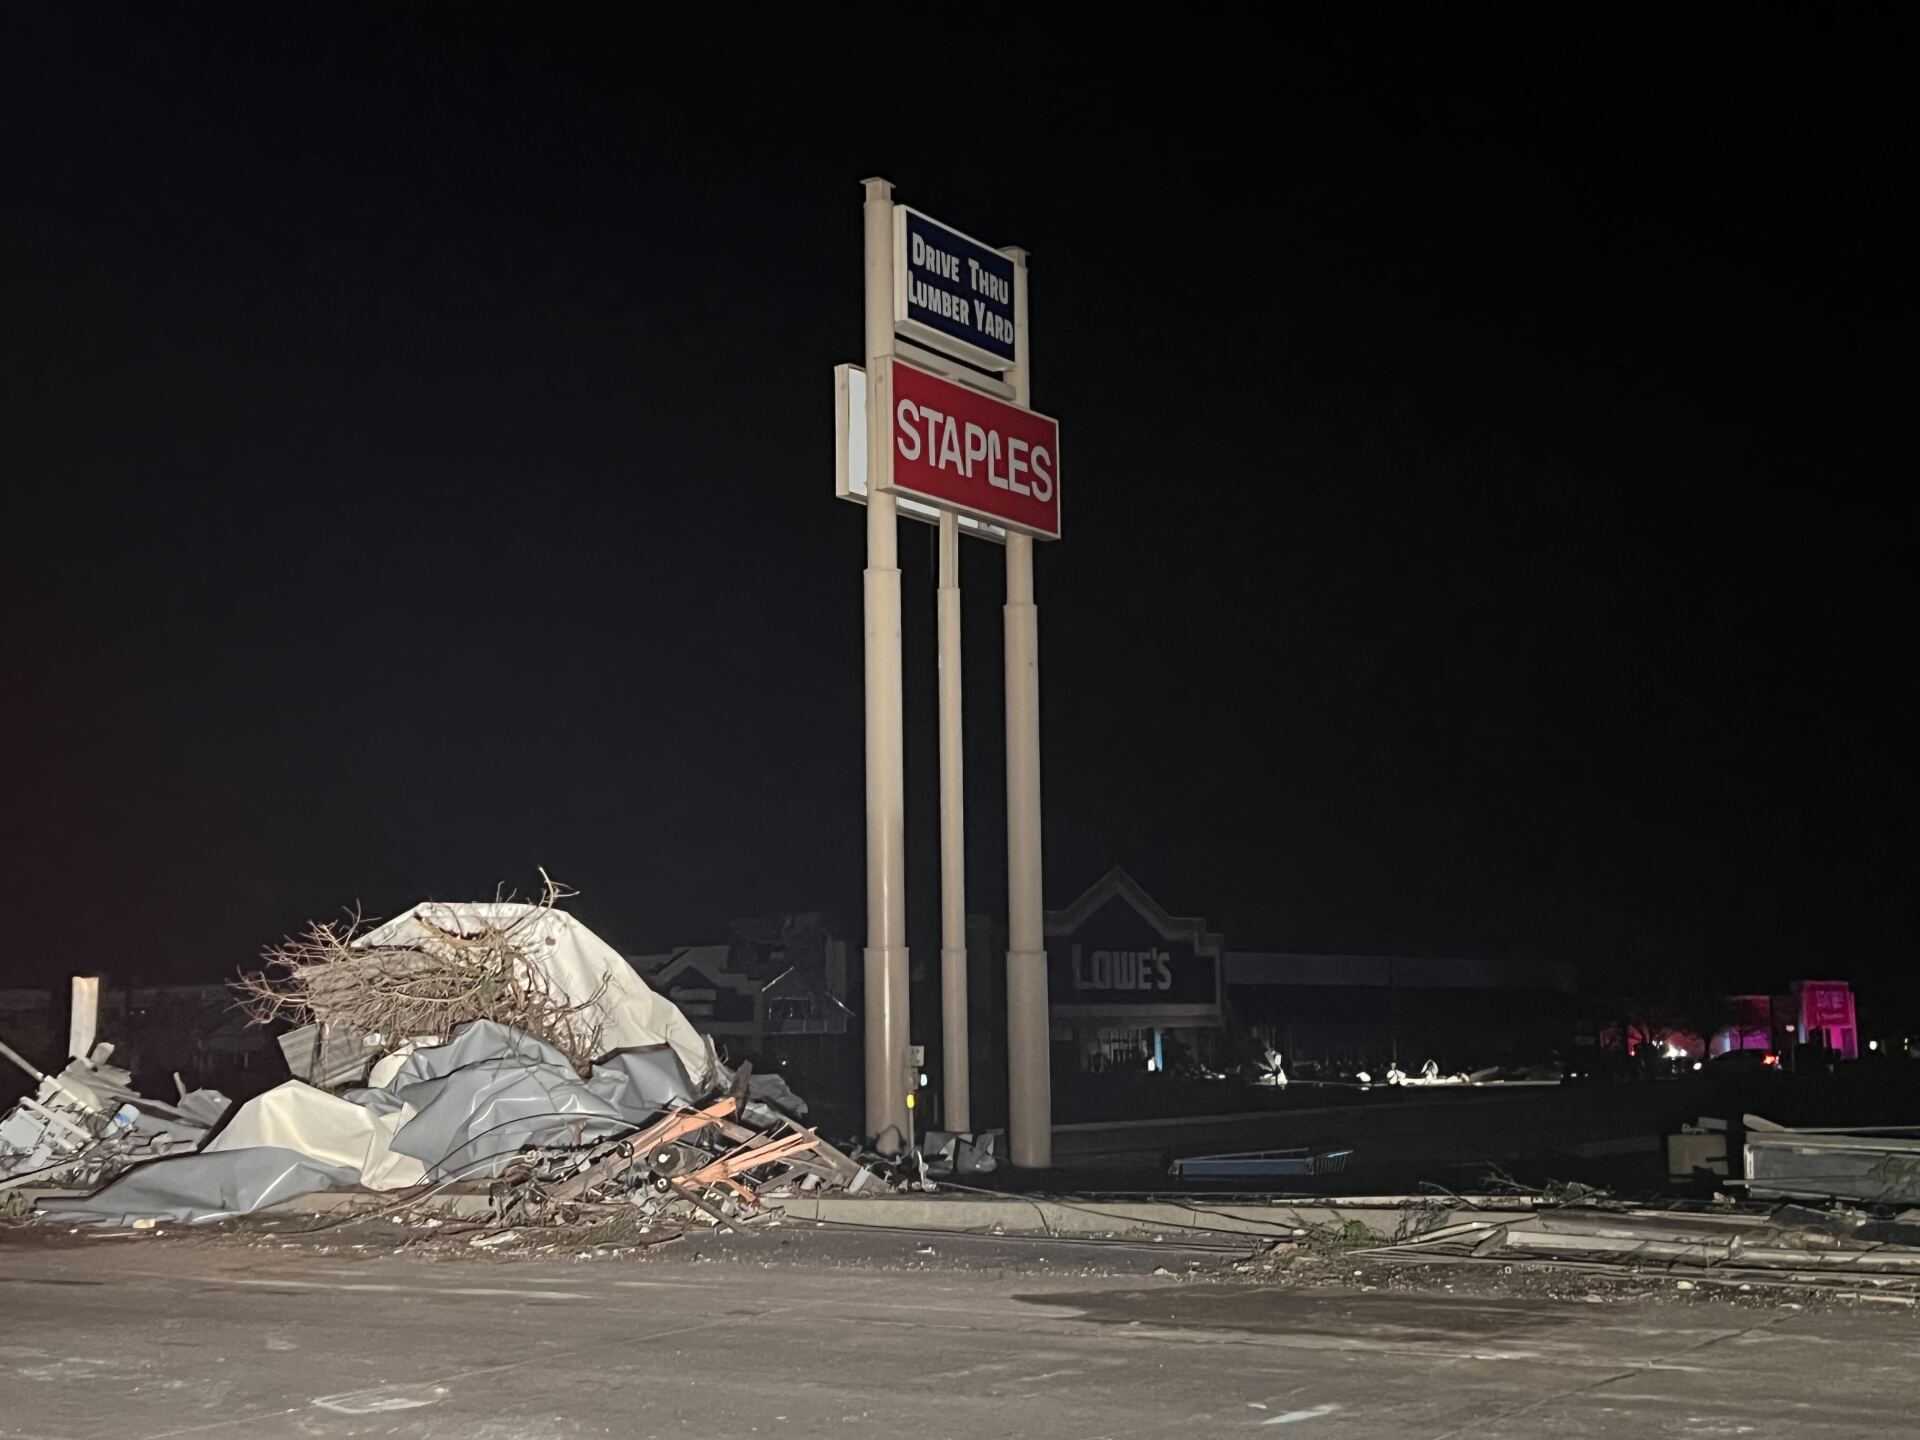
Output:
[2, 9, 1909, 1000]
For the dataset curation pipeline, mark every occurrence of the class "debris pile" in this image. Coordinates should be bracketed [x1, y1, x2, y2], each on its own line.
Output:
[13, 882, 872, 1231]
[236, 873, 709, 1083]
[493, 1093, 868, 1232]
[1352, 1202, 1920, 1299]
[2, 992, 230, 1194]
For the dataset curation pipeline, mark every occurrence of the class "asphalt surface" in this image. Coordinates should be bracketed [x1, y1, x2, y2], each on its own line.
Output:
[3, 1225, 1916, 1437]
[1042, 1067, 1920, 1195]
[1046, 1082, 1712, 1193]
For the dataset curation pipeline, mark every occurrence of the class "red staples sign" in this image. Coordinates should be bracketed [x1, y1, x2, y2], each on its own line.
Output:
[886, 358, 1060, 540]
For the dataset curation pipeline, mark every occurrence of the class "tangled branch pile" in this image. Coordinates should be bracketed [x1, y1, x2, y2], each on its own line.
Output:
[235, 876, 607, 1073]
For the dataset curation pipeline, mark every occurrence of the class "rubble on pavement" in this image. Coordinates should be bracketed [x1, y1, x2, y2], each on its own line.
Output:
[492, 1092, 867, 1231]
[2, 981, 231, 1194]
[1344, 1199, 1920, 1299]
[16, 883, 876, 1232]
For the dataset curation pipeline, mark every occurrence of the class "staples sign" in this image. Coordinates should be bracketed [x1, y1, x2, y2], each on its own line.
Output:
[887, 358, 1060, 540]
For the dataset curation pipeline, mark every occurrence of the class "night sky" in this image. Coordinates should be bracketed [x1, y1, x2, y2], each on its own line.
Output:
[2, 11, 1909, 1004]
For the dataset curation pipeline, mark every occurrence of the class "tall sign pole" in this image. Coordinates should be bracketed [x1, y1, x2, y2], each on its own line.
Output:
[1000, 246, 1052, 1168]
[936, 508, 970, 1133]
[836, 185, 1058, 1160]
[861, 177, 911, 1153]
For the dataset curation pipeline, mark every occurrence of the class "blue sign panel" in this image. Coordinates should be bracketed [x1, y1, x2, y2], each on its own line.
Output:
[897, 207, 1017, 368]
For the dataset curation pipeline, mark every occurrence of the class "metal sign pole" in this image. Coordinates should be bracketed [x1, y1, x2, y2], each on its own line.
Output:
[937, 509, 970, 1134]
[861, 177, 911, 1153]
[1000, 245, 1052, 1168]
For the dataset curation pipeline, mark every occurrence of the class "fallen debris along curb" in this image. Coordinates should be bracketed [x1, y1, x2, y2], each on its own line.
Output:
[777, 1194, 1500, 1240]
[1350, 1204, 1920, 1296]
[15, 1186, 1543, 1241]
[182, 1188, 1528, 1241]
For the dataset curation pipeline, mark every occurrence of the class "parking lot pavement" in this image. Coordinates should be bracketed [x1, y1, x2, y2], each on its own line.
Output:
[2, 1230, 1915, 1438]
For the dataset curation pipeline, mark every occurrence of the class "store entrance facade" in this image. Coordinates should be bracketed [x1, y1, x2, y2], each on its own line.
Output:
[1046, 868, 1226, 1081]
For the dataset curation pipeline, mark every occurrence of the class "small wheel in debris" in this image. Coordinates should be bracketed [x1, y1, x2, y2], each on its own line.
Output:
[649, 1143, 685, 1175]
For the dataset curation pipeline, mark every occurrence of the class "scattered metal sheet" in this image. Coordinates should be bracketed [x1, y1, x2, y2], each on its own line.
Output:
[1169, 1147, 1354, 1179]
[36, 1147, 364, 1228]
[1743, 1114, 1920, 1205]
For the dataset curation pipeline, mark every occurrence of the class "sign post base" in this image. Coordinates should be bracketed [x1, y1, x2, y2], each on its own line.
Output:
[1006, 945, 1052, 1169]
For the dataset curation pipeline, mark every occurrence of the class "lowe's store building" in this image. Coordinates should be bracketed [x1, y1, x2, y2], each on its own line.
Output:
[1043, 868, 1582, 1082]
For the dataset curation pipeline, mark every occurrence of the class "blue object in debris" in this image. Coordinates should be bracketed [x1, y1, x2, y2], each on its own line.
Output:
[1168, 1147, 1354, 1179]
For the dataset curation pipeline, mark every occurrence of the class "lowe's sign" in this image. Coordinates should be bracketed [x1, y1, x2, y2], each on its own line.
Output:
[1051, 939, 1218, 1009]
[893, 206, 1016, 370]
[1044, 871, 1223, 1019]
